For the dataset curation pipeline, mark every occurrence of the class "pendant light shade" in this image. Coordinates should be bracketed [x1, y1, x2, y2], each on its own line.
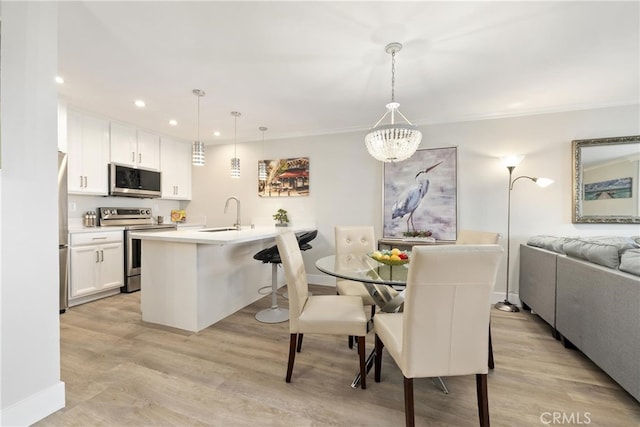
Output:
[258, 126, 268, 181]
[230, 111, 241, 178]
[365, 42, 422, 163]
[192, 89, 206, 166]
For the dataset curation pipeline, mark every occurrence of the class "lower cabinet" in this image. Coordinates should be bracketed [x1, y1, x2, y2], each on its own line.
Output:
[69, 230, 123, 306]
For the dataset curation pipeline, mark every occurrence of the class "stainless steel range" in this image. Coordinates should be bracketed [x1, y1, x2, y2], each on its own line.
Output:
[98, 207, 177, 293]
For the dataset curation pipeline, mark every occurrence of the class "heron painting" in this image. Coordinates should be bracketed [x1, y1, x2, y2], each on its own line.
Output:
[383, 147, 458, 241]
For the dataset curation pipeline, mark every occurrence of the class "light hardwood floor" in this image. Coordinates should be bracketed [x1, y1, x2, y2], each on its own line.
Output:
[36, 285, 639, 426]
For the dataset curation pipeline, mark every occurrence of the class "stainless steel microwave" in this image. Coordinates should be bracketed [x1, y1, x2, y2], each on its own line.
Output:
[109, 163, 162, 198]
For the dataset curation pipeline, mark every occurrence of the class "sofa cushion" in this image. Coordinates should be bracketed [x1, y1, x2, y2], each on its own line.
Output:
[620, 249, 640, 276]
[526, 235, 566, 254]
[564, 237, 639, 269]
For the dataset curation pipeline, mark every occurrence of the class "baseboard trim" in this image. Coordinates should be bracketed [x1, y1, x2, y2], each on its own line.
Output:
[0, 381, 65, 426]
[492, 291, 521, 307]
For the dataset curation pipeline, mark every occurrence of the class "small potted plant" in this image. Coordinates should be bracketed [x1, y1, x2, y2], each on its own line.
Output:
[273, 208, 289, 227]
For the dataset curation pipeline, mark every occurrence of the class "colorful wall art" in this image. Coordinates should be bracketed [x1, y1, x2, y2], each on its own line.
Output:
[258, 157, 309, 197]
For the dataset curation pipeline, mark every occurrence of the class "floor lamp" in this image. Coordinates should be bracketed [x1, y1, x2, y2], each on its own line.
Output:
[495, 155, 553, 313]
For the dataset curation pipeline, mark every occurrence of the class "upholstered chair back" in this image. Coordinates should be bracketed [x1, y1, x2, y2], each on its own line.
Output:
[401, 244, 502, 378]
[456, 229, 501, 244]
[276, 231, 309, 333]
[335, 226, 376, 258]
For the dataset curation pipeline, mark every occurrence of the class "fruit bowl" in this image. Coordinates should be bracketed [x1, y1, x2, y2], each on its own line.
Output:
[368, 249, 410, 266]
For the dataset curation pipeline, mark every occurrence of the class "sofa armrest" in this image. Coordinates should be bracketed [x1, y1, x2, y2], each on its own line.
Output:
[519, 244, 559, 328]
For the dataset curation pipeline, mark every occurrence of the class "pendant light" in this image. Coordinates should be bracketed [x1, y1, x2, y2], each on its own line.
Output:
[364, 42, 422, 163]
[192, 89, 206, 166]
[258, 126, 268, 181]
[230, 111, 241, 178]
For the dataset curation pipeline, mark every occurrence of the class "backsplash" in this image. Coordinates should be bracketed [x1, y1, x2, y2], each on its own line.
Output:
[68, 194, 183, 223]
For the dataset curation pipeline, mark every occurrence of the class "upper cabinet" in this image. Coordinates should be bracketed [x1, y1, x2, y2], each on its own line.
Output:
[110, 122, 160, 170]
[161, 137, 192, 200]
[67, 109, 110, 195]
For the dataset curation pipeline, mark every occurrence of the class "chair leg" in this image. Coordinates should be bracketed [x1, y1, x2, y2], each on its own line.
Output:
[357, 336, 366, 389]
[296, 333, 304, 352]
[404, 376, 415, 427]
[348, 335, 354, 349]
[374, 334, 384, 382]
[286, 334, 297, 382]
[488, 325, 494, 370]
[476, 373, 490, 427]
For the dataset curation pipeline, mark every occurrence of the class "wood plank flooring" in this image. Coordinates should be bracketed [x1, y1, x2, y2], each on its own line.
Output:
[36, 285, 639, 426]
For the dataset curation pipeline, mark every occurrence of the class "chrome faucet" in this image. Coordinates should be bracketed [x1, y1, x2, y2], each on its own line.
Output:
[224, 196, 241, 230]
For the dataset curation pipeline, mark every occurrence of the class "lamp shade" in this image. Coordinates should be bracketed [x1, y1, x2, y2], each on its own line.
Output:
[192, 141, 205, 166]
[365, 123, 422, 162]
[535, 177, 554, 187]
[501, 155, 525, 168]
[230, 157, 240, 178]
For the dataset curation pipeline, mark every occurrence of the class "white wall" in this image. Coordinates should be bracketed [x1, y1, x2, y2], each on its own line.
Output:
[0, 2, 66, 425]
[186, 104, 640, 296]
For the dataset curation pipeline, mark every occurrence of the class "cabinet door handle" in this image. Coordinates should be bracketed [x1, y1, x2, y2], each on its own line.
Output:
[139, 153, 142, 163]
[132, 152, 135, 162]
[100, 250, 104, 262]
[92, 237, 107, 240]
[84, 176, 87, 188]
[96, 250, 100, 263]
[80, 176, 84, 188]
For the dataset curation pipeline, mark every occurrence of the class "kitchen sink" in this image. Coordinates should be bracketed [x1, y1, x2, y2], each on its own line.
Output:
[198, 227, 238, 232]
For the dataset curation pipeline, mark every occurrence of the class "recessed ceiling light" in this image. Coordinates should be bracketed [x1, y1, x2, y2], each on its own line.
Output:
[134, 100, 146, 108]
[55, 76, 64, 84]
[169, 119, 178, 126]
[213, 131, 221, 137]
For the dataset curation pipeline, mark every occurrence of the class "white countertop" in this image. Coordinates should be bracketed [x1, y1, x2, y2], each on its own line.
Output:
[68, 226, 125, 234]
[129, 226, 314, 245]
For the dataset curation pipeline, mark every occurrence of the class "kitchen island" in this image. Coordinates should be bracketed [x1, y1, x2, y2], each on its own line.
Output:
[131, 226, 312, 332]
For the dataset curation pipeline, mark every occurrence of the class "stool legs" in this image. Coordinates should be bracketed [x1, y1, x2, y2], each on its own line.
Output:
[256, 263, 289, 323]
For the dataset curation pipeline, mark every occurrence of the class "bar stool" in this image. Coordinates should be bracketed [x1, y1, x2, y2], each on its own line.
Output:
[253, 244, 288, 323]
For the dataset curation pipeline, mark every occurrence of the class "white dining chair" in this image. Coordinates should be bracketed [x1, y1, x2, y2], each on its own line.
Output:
[373, 244, 503, 427]
[335, 226, 399, 348]
[456, 229, 501, 245]
[455, 229, 501, 369]
[276, 231, 369, 388]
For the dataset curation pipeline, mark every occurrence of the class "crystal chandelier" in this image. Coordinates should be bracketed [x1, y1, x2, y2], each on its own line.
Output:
[192, 89, 205, 166]
[365, 42, 422, 163]
[258, 126, 268, 181]
[230, 111, 241, 178]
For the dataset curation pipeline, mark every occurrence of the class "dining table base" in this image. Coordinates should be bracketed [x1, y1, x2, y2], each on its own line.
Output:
[350, 348, 449, 394]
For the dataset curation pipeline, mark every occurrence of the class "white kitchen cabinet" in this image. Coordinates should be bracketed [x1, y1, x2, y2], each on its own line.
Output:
[69, 230, 123, 306]
[67, 109, 110, 195]
[160, 136, 192, 200]
[110, 122, 160, 170]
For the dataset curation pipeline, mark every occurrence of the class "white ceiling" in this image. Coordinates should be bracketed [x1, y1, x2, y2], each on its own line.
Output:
[57, 1, 640, 145]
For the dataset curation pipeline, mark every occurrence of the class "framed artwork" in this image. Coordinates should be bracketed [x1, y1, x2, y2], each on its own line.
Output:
[258, 157, 309, 197]
[383, 147, 458, 241]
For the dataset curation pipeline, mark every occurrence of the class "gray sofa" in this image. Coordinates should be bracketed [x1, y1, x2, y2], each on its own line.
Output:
[519, 236, 640, 402]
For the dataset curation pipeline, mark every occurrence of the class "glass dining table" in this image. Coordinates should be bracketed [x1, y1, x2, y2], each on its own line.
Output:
[315, 253, 449, 392]
[315, 254, 408, 313]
